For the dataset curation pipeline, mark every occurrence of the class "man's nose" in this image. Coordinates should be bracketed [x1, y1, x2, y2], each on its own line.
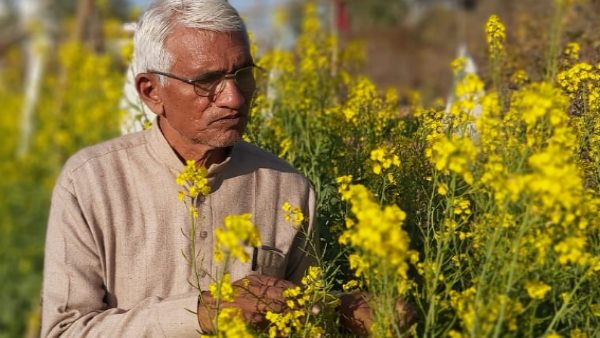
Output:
[214, 78, 246, 108]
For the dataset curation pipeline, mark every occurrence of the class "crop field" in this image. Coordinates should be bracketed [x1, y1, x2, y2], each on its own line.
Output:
[0, 1, 599, 337]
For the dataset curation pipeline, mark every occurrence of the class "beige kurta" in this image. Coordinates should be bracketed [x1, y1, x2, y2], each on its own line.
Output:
[41, 118, 316, 337]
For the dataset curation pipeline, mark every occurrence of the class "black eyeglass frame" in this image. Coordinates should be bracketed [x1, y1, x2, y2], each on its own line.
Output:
[147, 65, 261, 97]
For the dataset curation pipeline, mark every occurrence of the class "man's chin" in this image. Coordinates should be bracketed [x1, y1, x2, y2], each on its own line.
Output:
[194, 131, 244, 148]
[210, 138, 241, 148]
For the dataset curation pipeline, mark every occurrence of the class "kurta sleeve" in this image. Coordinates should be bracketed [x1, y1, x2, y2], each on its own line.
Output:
[41, 181, 200, 338]
[285, 185, 319, 284]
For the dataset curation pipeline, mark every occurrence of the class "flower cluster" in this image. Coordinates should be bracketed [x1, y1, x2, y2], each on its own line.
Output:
[485, 15, 506, 58]
[201, 308, 254, 338]
[176, 160, 211, 200]
[369, 145, 401, 176]
[563, 42, 580, 64]
[448, 288, 523, 336]
[426, 134, 477, 185]
[282, 202, 304, 228]
[214, 213, 262, 263]
[265, 266, 327, 338]
[557, 62, 600, 98]
[202, 214, 261, 336]
[342, 77, 380, 125]
[338, 183, 417, 293]
[524, 280, 552, 300]
[208, 273, 236, 302]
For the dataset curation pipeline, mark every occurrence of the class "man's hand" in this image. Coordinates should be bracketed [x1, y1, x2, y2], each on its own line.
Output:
[339, 292, 415, 336]
[197, 274, 296, 333]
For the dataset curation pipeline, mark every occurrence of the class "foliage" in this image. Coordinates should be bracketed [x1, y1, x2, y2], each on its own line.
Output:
[243, 1, 600, 336]
[0, 33, 126, 338]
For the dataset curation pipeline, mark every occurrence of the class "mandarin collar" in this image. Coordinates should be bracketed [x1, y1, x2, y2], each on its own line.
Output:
[145, 117, 235, 178]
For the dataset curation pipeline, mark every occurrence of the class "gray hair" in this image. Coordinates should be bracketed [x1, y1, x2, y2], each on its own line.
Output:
[133, 0, 247, 76]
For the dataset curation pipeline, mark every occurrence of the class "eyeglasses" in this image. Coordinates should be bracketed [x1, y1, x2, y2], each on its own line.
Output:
[148, 65, 258, 97]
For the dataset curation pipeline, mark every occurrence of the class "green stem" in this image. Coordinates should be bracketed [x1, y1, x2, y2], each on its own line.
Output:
[544, 267, 588, 334]
[213, 254, 231, 333]
[423, 172, 439, 338]
[425, 173, 456, 337]
[545, 2, 565, 83]
[188, 195, 201, 291]
[471, 219, 503, 337]
[379, 174, 387, 206]
[491, 211, 530, 338]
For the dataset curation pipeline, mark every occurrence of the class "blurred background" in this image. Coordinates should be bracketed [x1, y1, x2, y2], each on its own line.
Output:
[0, 0, 598, 337]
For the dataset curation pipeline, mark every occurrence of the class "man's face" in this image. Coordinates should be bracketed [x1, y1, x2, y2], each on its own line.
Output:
[158, 27, 254, 148]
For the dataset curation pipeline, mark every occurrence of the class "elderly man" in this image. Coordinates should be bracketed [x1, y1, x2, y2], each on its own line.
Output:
[41, 0, 315, 336]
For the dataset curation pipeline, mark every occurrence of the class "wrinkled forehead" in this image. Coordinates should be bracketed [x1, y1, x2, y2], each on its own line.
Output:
[166, 24, 249, 51]
[164, 26, 251, 70]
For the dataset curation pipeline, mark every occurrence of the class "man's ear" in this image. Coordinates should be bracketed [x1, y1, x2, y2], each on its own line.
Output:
[135, 73, 164, 115]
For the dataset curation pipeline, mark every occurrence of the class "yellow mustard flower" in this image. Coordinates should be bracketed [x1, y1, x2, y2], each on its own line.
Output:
[266, 266, 327, 338]
[208, 273, 235, 303]
[557, 63, 600, 98]
[427, 134, 477, 185]
[214, 214, 261, 263]
[282, 202, 304, 228]
[554, 236, 590, 266]
[369, 145, 401, 175]
[524, 280, 552, 299]
[564, 42, 580, 62]
[485, 15, 506, 58]
[201, 308, 253, 338]
[570, 328, 587, 338]
[437, 182, 449, 196]
[176, 160, 211, 199]
[338, 184, 417, 293]
[511, 69, 529, 86]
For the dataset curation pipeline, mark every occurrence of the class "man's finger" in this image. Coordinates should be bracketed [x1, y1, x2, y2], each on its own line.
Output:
[200, 282, 287, 305]
[239, 276, 296, 300]
[239, 309, 267, 327]
[240, 274, 296, 289]
[199, 290, 215, 305]
[197, 300, 216, 333]
[233, 289, 287, 313]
